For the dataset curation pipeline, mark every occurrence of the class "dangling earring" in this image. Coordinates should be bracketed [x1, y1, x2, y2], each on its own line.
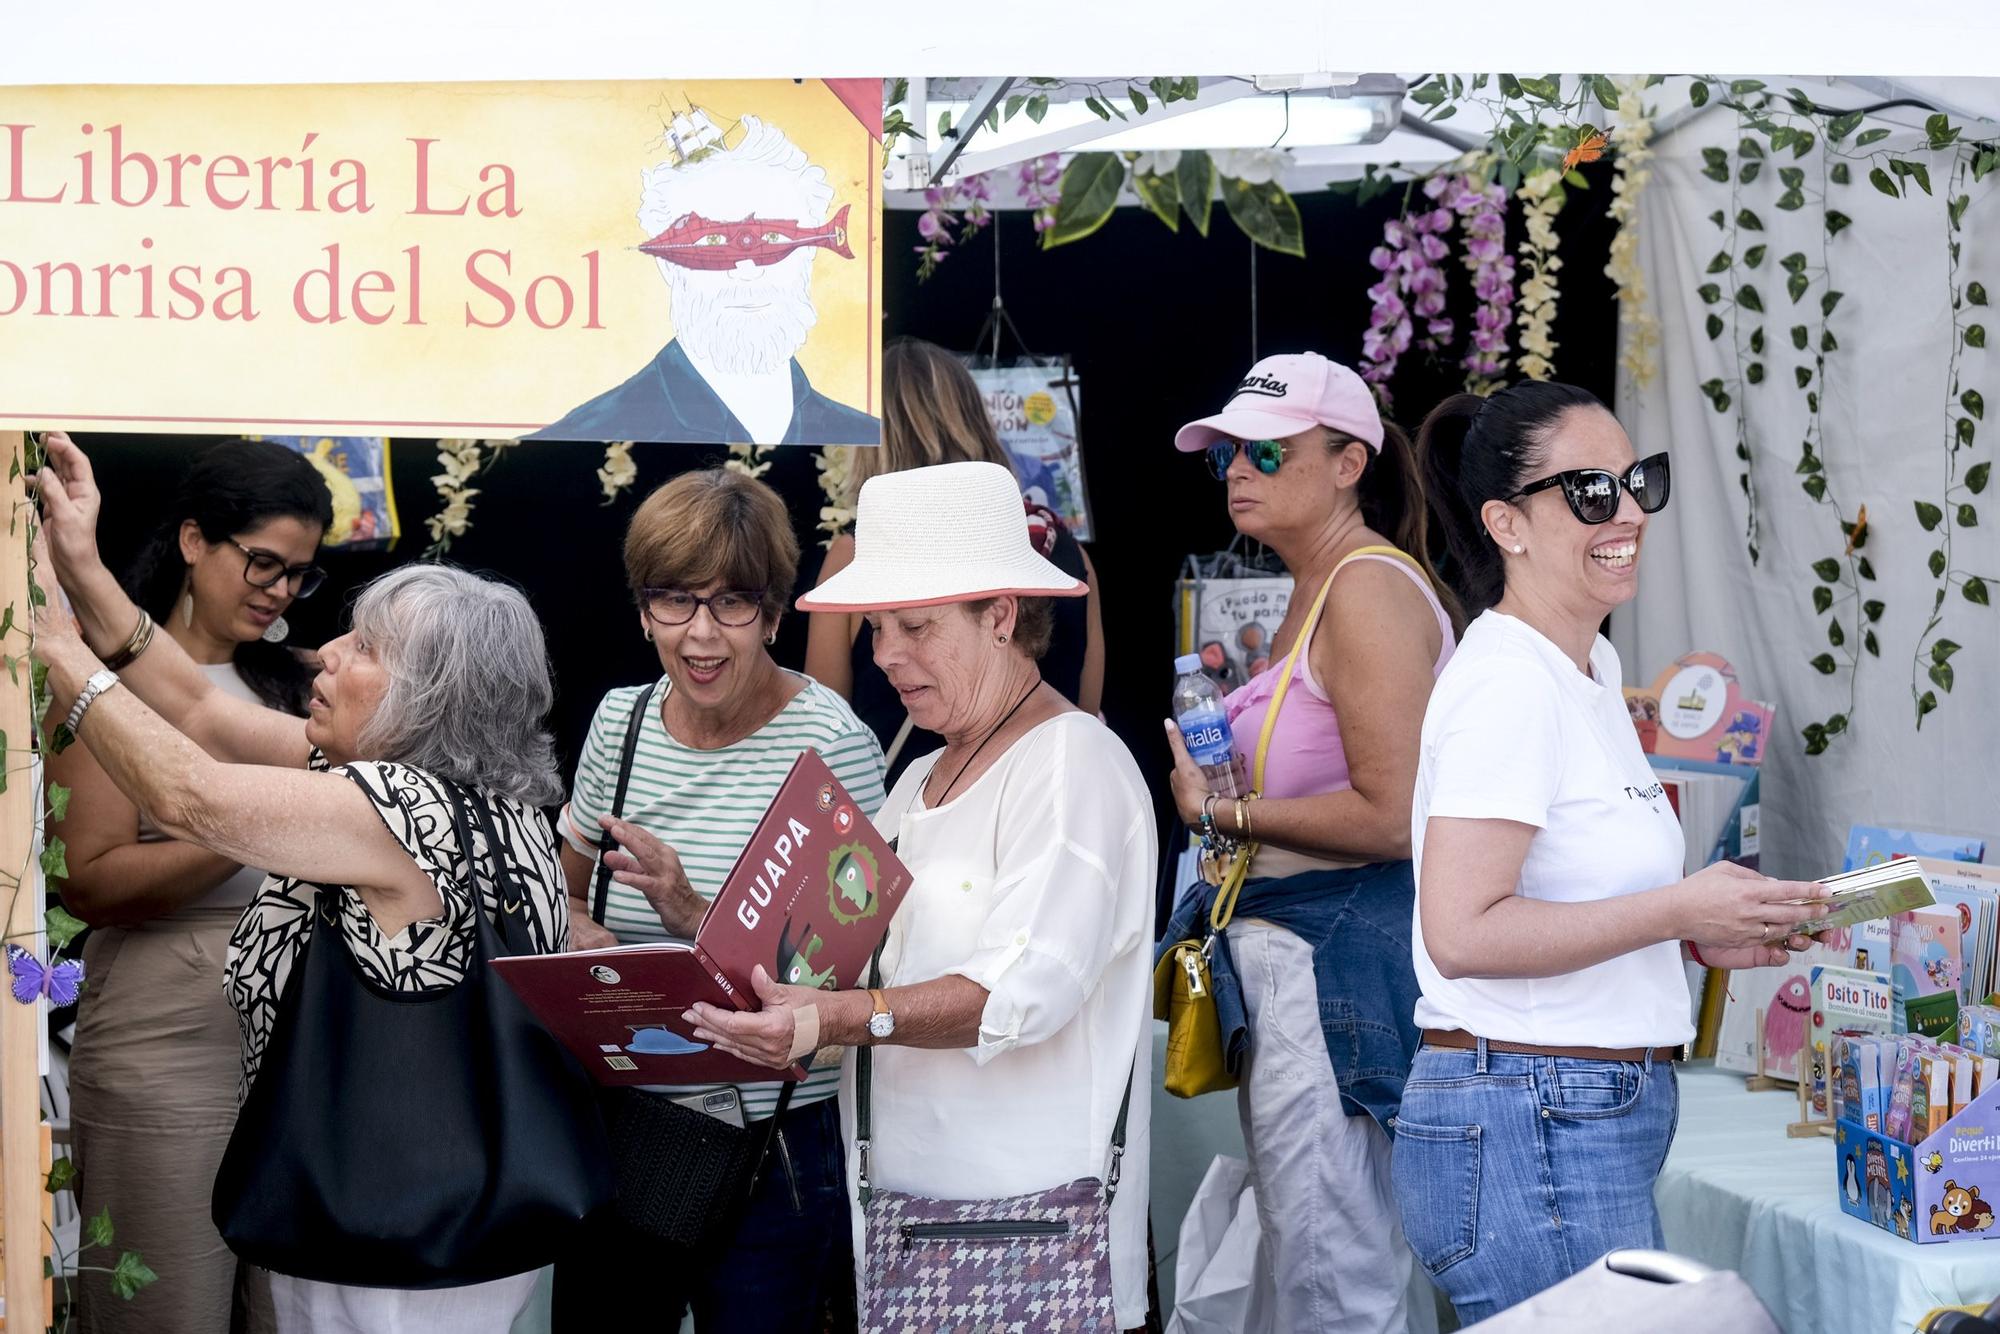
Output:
[181, 590, 195, 628]
[262, 615, 290, 644]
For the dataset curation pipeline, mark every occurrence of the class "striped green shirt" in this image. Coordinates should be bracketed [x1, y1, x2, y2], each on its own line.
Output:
[563, 673, 887, 1117]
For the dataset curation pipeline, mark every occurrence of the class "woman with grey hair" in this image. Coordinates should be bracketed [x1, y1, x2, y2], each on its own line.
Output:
[33, 432, 577, 1334]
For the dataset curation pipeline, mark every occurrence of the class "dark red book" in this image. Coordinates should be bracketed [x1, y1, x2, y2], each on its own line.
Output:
[494, 749, 910, 1086]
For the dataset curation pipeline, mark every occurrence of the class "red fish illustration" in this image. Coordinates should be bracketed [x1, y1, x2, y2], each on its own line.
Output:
[640, 204, 854, 270]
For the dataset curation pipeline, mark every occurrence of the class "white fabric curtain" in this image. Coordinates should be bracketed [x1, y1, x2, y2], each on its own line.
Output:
[1611, 100, 2000, 877]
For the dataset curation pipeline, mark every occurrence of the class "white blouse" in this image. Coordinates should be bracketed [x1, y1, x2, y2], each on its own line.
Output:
[838, 712, 1156, 1329]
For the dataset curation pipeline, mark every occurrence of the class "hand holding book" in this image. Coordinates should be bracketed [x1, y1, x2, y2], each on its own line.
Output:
[1674, 859, 1831, 953]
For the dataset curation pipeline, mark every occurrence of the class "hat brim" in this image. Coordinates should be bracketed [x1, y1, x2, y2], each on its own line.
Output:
[796, 558, 1086, 613]
[1174, 407, 1323, 453]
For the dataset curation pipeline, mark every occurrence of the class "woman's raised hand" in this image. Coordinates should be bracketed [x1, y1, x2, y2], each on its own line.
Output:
[35, 432, 109, 598]
[597, 815, 708, 938]
[1673, 859, 1825, 955]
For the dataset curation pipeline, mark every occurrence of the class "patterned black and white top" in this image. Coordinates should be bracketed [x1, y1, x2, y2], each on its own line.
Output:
[223, 753, 568, 1088]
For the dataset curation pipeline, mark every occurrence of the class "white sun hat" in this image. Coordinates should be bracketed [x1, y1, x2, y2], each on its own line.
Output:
[795, 461, 1086, 612]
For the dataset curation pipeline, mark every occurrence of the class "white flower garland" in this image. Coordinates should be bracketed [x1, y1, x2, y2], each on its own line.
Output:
[815, 446, 856, 546]
[424, 438, 490, 555]
[1604, 79, 1661, 390]
[725, 442, 775, 480]
[597, 441, 637, 505]
[1514, 167, 1566, 382]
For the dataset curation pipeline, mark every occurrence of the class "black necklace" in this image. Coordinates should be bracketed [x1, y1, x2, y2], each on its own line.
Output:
[928, 679, 1042, 807]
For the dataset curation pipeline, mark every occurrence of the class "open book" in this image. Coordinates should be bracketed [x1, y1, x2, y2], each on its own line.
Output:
[1799, 860, 1939, 936]
[494, 749, 911, 1086]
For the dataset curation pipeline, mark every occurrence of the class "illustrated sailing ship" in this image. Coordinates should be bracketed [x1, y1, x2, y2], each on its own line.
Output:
[661, 102, 738, 167]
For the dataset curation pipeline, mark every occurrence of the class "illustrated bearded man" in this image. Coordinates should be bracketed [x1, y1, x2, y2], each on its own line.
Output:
[528, 115, 880, 446]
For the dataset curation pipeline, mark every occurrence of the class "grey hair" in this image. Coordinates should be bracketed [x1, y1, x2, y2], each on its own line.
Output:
[349, 564, 564, 807]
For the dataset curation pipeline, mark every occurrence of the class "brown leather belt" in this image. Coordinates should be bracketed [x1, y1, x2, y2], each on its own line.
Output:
[1421, 1028, 1686, 1064]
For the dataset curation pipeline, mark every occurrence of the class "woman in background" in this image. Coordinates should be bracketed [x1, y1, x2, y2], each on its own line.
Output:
[806, 337, 1103, 783]
[55, 439, 331, 1334]
[1160, 353, 1457, 1334]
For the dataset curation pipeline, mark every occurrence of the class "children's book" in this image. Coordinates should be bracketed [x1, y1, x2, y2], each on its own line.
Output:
[1808, 967, 1894, 1115]
[1843, 826, 1986, 873]
[1913, 858, 2000, 1006]
[1892, 908, 1965, 1024]
[1799, 860, 1939, 936]
[495, 749, 911, 1086]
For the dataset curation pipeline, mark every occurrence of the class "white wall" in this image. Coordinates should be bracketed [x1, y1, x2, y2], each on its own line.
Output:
[1612, 96, 2000, 876]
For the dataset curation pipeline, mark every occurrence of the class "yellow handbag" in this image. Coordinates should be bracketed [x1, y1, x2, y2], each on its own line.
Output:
[1153, 556, 1346, 1098]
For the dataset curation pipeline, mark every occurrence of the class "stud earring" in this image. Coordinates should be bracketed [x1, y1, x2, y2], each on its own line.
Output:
[1512, 545, 1525, 554]
[996, 634, 1010, 646]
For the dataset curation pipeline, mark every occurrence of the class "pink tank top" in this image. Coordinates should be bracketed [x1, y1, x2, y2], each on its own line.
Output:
[1222, 553, 1456, 800]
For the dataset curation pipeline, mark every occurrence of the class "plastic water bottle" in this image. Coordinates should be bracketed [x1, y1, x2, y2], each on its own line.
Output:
[1173, 653, 1241, 799]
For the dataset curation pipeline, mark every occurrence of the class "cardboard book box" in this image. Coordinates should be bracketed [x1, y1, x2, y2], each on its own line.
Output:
[1838, 1082, 2000, 1244]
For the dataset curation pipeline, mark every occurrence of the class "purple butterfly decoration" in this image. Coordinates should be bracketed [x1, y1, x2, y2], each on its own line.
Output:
[8, 945, 83, 1007]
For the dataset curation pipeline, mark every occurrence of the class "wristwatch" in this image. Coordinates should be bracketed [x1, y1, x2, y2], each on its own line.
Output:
[866, 987, 895, 1041]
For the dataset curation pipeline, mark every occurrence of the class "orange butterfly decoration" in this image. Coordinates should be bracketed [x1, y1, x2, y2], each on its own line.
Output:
[1563, 129, 1609, 174]
[1846, 504, 1869, 554]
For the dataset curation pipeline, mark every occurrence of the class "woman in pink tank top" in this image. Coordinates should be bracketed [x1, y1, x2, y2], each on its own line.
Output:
[1159, 353, 1461, 1334]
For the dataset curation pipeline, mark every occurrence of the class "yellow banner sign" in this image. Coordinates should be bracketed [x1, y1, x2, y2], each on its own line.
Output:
[0, 79, 882, 446]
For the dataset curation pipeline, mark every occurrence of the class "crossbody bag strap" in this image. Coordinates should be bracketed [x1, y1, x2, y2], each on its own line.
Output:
[1209, 565, 1339, 935]
[591, 681, 659, 925]
[856, 937, 884, 1207]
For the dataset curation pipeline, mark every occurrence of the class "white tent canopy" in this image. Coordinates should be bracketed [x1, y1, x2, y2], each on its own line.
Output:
[9, 0, 2000, 86]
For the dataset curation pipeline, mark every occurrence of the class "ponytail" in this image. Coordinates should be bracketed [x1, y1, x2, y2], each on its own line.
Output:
[1416, 382, 1605, 617]
[1355, 421, 1464, 633]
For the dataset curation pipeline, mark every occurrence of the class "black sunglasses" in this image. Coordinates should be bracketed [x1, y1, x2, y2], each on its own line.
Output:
[230, 540, 326, 598]
[1204, 438, 1289, 480]
[1511, 453, 1671, 526]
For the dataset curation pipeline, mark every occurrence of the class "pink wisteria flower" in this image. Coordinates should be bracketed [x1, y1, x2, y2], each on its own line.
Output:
[1018, 154, 1063, 234]
[1447, 174, 1515, 382]
[914, 175, 998, 280]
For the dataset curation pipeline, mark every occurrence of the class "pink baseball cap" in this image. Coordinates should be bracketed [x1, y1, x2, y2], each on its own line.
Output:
[1174, 352, 1385, 454]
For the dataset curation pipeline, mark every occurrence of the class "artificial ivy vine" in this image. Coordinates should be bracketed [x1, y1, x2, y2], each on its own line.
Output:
[1909, 128, 1997, 726]
[1696, 106, 1772, 563]
[6, 433, 161, 1323]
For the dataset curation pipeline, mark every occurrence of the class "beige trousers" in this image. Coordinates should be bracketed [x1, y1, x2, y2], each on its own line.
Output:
[69, 906, 272, 1334]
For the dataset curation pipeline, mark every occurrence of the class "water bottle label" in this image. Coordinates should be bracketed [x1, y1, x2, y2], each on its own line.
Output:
[1179, 716, 1235, 767]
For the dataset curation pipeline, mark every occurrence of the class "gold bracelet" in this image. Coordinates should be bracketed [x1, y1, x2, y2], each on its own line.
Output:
[102, 610, 156, 672]
[1233, 797, 1247, 838]
[1242, 796, 1255, 841]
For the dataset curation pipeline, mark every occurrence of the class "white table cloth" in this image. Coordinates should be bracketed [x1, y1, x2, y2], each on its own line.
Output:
[1658, 1063, 2000, 1334]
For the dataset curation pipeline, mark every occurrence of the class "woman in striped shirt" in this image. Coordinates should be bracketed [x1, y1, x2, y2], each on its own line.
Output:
[550, 468, 887, 1334]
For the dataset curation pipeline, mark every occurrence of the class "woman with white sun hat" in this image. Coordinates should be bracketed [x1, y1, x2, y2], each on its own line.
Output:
[689, 460, 1157, 1331]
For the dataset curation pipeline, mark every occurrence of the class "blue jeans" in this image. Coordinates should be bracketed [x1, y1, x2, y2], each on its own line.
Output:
[1389, 1043, 1680, 1325]
[552, 1096, 851, 1332]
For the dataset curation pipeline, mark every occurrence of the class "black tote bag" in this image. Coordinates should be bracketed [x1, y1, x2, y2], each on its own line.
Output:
[212, 780, 614, 1288]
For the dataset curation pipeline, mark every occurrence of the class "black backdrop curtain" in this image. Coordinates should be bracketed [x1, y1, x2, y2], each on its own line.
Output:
[69, 173, 1621, 841]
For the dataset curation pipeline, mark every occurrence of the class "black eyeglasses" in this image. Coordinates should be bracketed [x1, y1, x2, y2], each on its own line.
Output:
[639, 588, 768, 627]
[1204, 438, 1289, 480]
[1510, 453, 1671, 526]
[230, 540, 325, 598]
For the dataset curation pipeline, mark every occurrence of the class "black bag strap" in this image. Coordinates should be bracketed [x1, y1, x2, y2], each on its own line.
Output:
[591, 681, 659, 925]
[854, 937, 1135, 1208]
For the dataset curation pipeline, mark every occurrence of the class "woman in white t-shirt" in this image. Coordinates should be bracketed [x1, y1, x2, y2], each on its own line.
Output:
[1391, 383, 1825, 1324]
